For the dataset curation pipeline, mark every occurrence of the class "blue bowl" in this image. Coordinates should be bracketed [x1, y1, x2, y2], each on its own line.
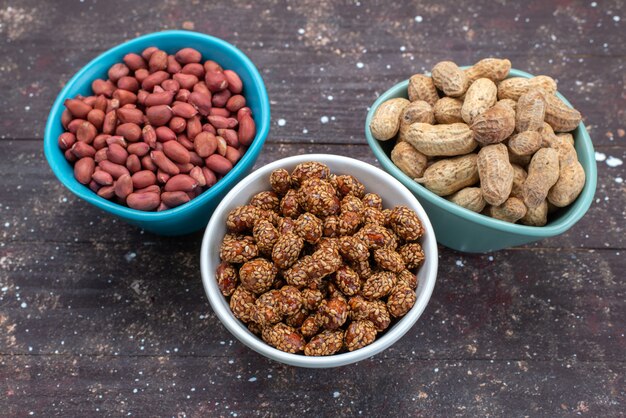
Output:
[44, 30, 270, 235]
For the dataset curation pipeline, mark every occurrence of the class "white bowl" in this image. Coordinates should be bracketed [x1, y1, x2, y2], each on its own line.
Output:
[200, 154, 438, 368]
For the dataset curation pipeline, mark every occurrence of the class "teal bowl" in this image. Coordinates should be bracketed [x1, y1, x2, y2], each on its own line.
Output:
[365, 68, 597, 252]
[44, 30, 270, 236]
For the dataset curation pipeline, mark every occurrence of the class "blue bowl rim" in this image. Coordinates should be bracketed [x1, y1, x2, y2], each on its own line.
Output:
[43, 30, 271, 221]
[365, 68, 598, 238]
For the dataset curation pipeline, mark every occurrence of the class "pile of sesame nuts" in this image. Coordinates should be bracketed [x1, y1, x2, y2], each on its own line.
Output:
[215, 162, 426, 356]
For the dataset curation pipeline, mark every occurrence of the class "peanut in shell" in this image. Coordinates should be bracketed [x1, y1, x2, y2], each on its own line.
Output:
[415, 153, 479, 196]
[404, 122, 477, 157]
[477, 143, 514, 206]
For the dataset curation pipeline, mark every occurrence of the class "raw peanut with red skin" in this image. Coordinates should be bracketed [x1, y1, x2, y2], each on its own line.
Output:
[94, 148, 108, 163]
[188, 91, 212, 116]
[225, 146, 241, 165]
[74, 157, 95, 184]
[71, 142, 96, 159]
[107, 63, 129, 82]
[131, 170, 157, 189]
[163, 174, 198, 192]
[189, 166, 206, 187]
[77, 121, 97, 143]
[175, 47, 202, 64]
[223, 70, 243, 93]
[169, 117, 187, 133]
[216, 262, 238, 297]
[127, 142, 150, 157]
[205, 154, 233, 175]
[145, 91, 175, 107]
[127, 153, 141, 174]
[166, 55, 183, 74]
[92, 79, 115, 97]
[344, 320, 377, 351]
[117, 76, 139, 92]
[171, 102, 198, 118]
[112, 89, 137, 107]
[161, 191, 191, 208]
[237, 115, 256, 146]
[123, 53, 145, 71]
[181, 63, 205, 78]
[157, 170, 170, 184]
[161, 79, 180, 93]
[116, 107, 144, 125]
[136, 185, 161, 194]
[92, 170, 114, 186]
[105, 143, 128, 165]
[148, 50, 168, 72]
[193, 131, 217, 157]
[142, 70, 170, 91]
[205, 70, 228, 92]
[176, 88, 191, 102]
[202, 167, 217, 187]
[67, 119, 86, 134]
[218, 129, 239, 147]
[114, 174, 133, 199]
[126, 192, 160, 211]
[216, 136, 228, 156]
[212, 89, 231, 107]
[226, 95, 246, 112]
[87, 109, 105, 130]
[97, 185, 115, 199]
[146, 105, 173, 126]
[186, 115, 202, 139]
[134, 69, 150, 84]
[162, 140, 191, 164]
[150, 150, 180, 176]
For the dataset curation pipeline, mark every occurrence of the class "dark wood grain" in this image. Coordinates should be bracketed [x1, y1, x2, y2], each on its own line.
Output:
[1, 0, 625, 416]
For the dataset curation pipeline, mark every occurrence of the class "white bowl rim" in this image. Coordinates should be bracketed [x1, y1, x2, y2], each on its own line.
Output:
[200, 154, 438, 368]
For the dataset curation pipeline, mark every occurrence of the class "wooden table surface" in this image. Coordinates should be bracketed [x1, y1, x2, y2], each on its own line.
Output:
[1, 0, 624, 416]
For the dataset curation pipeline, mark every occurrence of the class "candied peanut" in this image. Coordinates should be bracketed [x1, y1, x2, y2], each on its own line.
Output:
[295, 212, 323, 244]
[304, 330, 344, 356]
[262, 323, 305, 353]
[373, 248, 406, 273]
[291, 161, 330, 186]
[269, 168, 291, 195]
[278, 285, 303, 316]
[362, 271, 396, 300]
[252, 289, 283, 326]
[285, 308, 309, 328]
[389, 206, 424, 241]
[219, 235, 258, 263]
[398, 242, 425, 269]
[226, 205, 261, 233]
[387, 285, 417, 318]
[301, 288, 324, 311]
[272, 232, 304, 269]
[397, 269, 418, 290]
[338, 236, 369, 262]
[334, 174, 365, 198]
[215, 261, 238, 296]
[345, 320, 377, 351]
[300, 314, 322, 338]
[253, 219, 280, 255]
[250, 190, 280, 212]
[239, 258, 277, 295]
[362, 193, 383, 209]
[229, 286, 256, 323]
[341, 195, 365, 215]
[317, 297, 349, 330]
[334, 265, 361, 296]
[280, 189, 301, 218]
